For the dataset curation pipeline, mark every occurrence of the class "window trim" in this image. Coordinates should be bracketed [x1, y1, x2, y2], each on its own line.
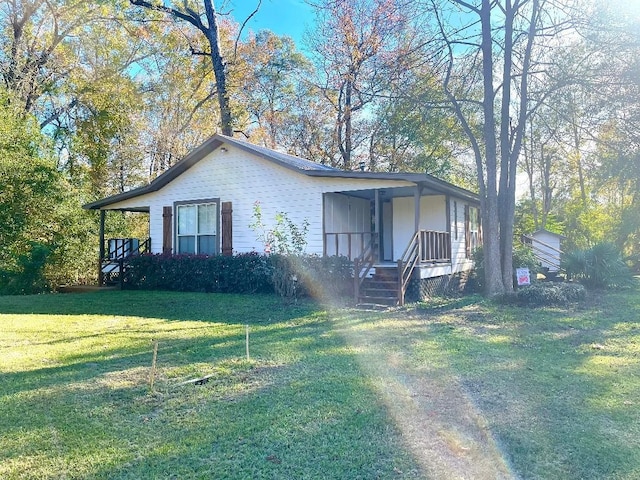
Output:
[174, 198, 220, 255]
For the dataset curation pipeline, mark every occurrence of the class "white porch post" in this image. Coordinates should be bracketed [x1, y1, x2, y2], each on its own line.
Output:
[374, 189, 381, 261]
[414, 183, 422, 233]
[98, 210, 105, 287]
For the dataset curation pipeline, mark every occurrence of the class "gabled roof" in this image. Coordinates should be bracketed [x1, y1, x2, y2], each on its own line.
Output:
[531, 229, 566, 239]
[84, 133, 479, 210]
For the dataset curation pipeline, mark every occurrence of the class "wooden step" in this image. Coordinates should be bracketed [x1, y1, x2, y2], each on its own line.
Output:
[362, 279, 397, 289]
[358, 294, 399, 306]
[360, 288, 397, 297]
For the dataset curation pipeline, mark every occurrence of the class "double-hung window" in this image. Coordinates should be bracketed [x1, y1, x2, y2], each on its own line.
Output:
[176, 201, 218, 255]
[465, 205, 480, 258]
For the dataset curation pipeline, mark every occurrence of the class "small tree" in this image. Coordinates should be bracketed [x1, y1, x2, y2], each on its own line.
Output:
[249, 202, 309, 255]
[249, 202, 311, 299]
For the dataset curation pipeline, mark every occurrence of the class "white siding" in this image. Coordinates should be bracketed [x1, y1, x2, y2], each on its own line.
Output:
[391, 195, 447, 260]
[531, 231, 562, 271]
[105, 145, 412, 255]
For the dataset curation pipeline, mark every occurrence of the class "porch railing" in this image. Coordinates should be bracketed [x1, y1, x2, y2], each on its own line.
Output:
[419, 230, 451, 262]
[353, 233, 379, 303]
[100, 237, 150, 287]
[324, 232, 377, 261]
[397, 231, 421, 306]
[397, 230, 451, 306]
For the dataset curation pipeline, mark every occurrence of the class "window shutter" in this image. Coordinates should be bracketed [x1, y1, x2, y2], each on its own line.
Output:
[464, 205, 470, 258]
[222, 202, 233, 256]
[163, 206, 172, 254]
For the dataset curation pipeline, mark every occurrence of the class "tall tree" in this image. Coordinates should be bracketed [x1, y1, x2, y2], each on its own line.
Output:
[129, 0, 260, 137]
[367, 69, 467, 179]
[0, 0, 125, 122]
[308, 0, 411, 169]
[425, 0, 588, 295]
[134, 24, 224, 176]
[235, 31, 315, 148]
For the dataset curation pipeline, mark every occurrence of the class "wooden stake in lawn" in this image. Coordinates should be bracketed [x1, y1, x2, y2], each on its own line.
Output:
[149, 340, 158, 392]
[245, 324, 250, 361]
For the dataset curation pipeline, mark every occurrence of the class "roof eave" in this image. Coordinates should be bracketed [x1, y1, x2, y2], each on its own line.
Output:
[305, 170, 479, 203]
[83, 137, 225, 210]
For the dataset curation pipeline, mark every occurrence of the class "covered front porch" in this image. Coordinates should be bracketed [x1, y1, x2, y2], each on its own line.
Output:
[321, 183, 466, 306]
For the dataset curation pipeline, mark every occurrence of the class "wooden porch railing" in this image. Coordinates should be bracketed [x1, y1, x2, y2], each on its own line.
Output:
[353, 233, 379, 303]
[418, 230, 451, 262]
[397, 231, 420, 306]
[397, 230, 451, 306]
[100, 238, 150, 287]
[324, 232, 376, 261]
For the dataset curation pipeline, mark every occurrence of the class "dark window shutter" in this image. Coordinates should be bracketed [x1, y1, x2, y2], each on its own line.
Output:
[464, 205, 470, 259]
[222, 202, 233, 256]
[163, 206, 173, 254]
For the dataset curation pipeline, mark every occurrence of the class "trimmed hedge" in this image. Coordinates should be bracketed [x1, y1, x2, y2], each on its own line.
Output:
[123, 253, 353, 300]
[123, 253, 272, 293]
[516, 282, 586, 307]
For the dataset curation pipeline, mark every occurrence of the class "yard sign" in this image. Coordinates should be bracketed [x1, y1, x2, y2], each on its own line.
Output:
[516, 267, 531, 286]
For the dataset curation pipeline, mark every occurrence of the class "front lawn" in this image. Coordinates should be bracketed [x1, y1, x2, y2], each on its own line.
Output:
[0, 292, 421, 479]
[1, 282, 640, 479]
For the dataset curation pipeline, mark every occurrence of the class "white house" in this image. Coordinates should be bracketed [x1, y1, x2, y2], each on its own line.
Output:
[85, 134, 481, 305]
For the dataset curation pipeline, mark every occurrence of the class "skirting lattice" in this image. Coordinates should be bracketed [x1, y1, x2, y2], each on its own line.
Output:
[407, 271, 472, 302]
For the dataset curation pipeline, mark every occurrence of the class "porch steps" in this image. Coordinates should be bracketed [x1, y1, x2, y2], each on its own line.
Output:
[357, 267, 400, 307]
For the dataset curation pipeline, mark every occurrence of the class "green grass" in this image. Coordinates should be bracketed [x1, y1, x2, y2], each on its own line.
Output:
[2, 283, 640, 479]
[0, 292, 421, 479]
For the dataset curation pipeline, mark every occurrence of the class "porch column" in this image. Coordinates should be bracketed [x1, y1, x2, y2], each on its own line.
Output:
[98, 209, 105, 286]
[414, 184, 422, 233]
[374, 189, 381, 261]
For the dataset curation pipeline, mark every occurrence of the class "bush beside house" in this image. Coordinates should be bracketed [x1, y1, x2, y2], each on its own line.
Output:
[123, 253, 353, 300]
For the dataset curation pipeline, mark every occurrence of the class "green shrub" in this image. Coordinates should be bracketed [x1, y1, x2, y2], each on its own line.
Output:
[123, 253, 354, 300]
[471, 242, 540, 292]
[269, 254, 353, 300]
[516, 282, 586, 307]
[562, 243, 633, 289]
[124, 252, 273, 293]
[0, 242, 51, 295]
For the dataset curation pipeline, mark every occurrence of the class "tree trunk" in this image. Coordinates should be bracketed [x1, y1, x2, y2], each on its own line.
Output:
[203, 0, 232, 136]
[130, 0, 234, 136]
[480, 0, 504, 297]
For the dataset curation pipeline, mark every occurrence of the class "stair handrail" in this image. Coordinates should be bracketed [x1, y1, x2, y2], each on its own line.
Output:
[104, 237, 151, 262]
[354, 233, 378, 303]
[397, 231, 421, 306]
[101, 238, 151, 287]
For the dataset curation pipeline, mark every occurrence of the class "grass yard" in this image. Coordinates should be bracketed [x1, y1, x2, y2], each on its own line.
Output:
[1, 280, 640, 479]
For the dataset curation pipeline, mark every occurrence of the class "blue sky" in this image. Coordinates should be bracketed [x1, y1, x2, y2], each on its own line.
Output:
[225, 0, 316, 48]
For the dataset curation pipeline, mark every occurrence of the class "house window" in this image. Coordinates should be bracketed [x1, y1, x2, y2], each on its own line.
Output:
[465, 205, 480, 258]
[176, 201, 218, 255]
